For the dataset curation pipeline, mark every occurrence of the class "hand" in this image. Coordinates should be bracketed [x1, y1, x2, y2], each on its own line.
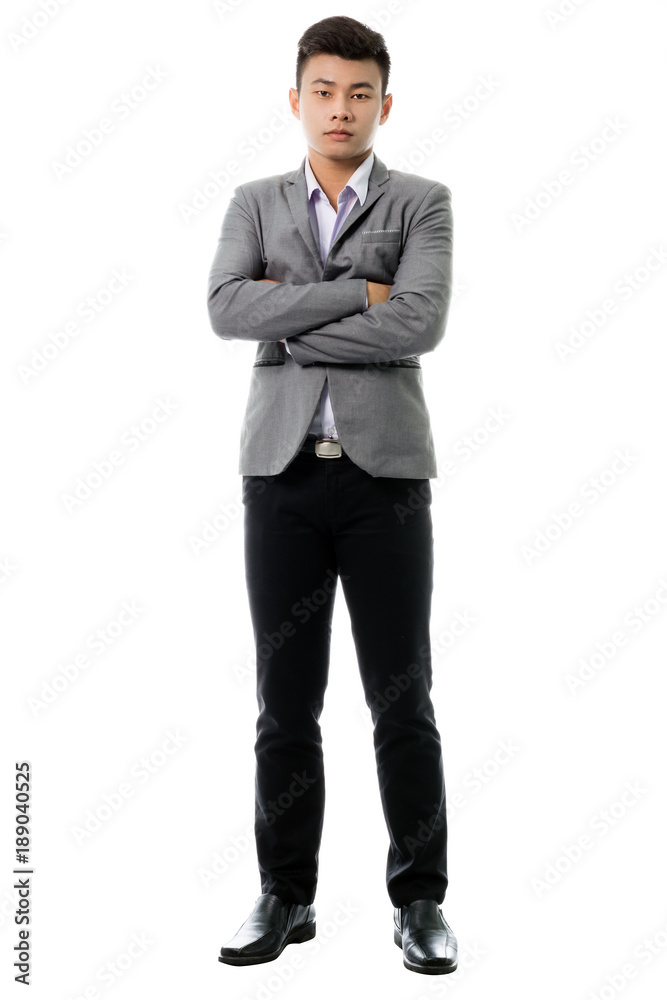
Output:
[366, 281, 392, 306]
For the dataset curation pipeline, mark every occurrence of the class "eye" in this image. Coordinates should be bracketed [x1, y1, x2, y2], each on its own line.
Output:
[314, 90, 369, 99]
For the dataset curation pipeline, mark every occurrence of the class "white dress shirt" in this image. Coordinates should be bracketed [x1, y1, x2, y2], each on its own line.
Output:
[284, 151, 374, 439]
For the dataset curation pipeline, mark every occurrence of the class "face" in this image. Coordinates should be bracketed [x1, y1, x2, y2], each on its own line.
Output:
[289, 53, 392, 163]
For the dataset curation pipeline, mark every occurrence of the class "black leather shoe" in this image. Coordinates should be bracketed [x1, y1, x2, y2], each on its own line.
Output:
[218, 893, 316, 966]
[393, 899, 458, 975]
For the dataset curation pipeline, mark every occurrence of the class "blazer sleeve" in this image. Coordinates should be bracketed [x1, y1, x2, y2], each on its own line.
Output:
[207, 185, 367, 342]
[286, 182, 453, 365]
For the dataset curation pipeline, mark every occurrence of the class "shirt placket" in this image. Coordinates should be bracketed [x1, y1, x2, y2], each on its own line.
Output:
[320, 189, 353, 439]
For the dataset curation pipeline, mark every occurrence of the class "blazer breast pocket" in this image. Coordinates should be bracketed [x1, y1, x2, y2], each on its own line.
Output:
[360, 229, 402, 282]
[361, 229, 402, 244]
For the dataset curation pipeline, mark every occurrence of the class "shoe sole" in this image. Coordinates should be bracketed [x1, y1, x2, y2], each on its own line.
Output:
[393, 926, 458, 975]
[219, 920, 316, 966]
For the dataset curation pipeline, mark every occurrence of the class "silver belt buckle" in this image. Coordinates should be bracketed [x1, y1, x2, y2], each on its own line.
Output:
[315, 437, 342, 458]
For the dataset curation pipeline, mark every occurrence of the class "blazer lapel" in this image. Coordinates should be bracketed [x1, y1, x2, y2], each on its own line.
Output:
[332, 153, 389, 246]
[285, 159, 323, 271]
[285, 153, 390, 265]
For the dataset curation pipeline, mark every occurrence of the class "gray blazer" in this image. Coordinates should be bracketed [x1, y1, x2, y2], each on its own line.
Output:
[207, 153, 453, 478]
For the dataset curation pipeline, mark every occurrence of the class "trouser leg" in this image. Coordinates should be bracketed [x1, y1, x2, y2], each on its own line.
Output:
[242, 454, 337, 906]
[332, 464, 448, 907]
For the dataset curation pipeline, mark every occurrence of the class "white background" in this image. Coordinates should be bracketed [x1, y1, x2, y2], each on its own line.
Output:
[2, 0, 667, 997]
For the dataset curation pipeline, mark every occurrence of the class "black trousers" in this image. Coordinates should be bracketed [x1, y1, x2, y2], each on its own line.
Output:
[241, 436, 448, 908]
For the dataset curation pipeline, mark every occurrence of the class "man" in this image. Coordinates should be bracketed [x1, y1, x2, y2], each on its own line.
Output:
[207, 15, 456, 976]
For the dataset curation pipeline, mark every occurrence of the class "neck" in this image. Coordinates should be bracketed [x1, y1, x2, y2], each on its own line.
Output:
[306, 146, 372, 195]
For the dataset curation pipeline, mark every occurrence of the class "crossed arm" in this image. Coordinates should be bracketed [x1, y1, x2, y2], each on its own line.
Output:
[207, 182, 452, 365]
[259, 278, 392, 343]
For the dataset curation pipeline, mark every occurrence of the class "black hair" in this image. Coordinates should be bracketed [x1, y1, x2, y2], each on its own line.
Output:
[296, 15, 391, 100]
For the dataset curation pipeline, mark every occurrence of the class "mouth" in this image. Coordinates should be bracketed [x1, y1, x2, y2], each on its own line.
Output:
[326, 129, 352, 136]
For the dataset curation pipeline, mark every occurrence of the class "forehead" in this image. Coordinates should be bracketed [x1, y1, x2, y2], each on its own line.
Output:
[301, 52, 382, 89]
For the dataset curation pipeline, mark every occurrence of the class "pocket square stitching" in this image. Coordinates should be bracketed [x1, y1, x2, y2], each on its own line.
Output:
[361, 229, 401, 244]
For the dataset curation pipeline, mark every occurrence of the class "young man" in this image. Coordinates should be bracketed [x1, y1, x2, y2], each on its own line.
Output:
[208, 15, 456, 976]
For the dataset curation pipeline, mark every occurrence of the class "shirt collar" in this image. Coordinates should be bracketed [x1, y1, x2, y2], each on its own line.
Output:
[305, 150, 375, 207]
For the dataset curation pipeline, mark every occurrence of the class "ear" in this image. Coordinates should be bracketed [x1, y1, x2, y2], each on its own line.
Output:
[379, 93, 393, 126]
[288, 87, 300, 120]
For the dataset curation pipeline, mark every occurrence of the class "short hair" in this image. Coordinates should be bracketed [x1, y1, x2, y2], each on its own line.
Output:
[296, 15, 391, 100]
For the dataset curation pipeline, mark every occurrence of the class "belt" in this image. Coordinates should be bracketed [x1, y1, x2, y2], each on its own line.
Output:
[302, 435, 344, 458]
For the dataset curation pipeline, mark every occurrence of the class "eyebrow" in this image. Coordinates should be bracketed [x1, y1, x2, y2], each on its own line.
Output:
[310, 78, 376, 91]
